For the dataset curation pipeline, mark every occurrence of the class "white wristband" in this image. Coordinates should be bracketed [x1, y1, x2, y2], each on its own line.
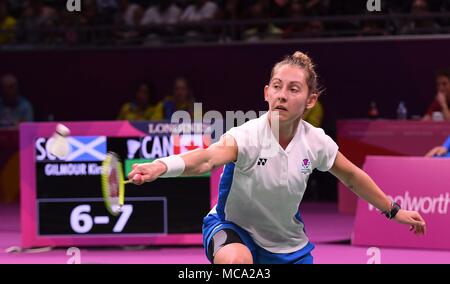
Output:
[155, 155, 185, 178]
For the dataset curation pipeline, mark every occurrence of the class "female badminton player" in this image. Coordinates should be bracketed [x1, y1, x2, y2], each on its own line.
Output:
[127, 51, 426, 264]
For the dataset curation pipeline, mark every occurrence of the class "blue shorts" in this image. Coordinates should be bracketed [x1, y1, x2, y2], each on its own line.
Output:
[202, 213, 315, 264]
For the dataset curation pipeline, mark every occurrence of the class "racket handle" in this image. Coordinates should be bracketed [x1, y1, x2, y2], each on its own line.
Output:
[123, 180, 133, 184]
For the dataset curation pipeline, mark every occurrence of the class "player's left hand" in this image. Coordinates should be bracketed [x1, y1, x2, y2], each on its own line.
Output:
[425, 146, 448, 157]
[394, 210, 426, 235]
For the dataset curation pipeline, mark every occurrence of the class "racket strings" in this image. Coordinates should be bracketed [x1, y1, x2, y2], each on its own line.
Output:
[101, 152, 125, 216]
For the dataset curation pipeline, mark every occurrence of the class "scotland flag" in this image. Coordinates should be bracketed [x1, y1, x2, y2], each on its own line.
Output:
[65, 136, 107, 161]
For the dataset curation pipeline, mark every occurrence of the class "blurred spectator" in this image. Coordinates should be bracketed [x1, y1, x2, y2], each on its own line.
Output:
[1, 0, 448, 46]
[140, 1, 181, 44]
[359, 19, 388, 36]
[303, 19, 324, 37]
[270, 0, 290, 19]
[269, 0, 292, 33]
[121, 0, 143, 27]
[304, 0, 330, 16]
[81, 0, 99, 25]
[97, 0, 119, 14]
[79, 0, 116, 44]
[16, 0, 59, 44]
[303, 100, 323, 127]
[0, 0, 16, 44]
[154, 77, 195, 120]
[242, 0, 282, 41]
[420, 1, 450, 32]
[117, 82, 160, 121]
[242, 0, 268, 41]
[141, 1, 181, 25]
[423, 68, 450, 121]
[425, 136, 450, 157]
[59, 8, 81, 45]
[327, 0, 372, 34]
[283, 0, 306, 38]
[80, 0, 100, 39]
[115, 0, 143, 43]
[97, 0, 120, 25]
[0, 74, 34, 127]
[216, 0, 242, 20]
[179, 0, 219, 41]
[215, 0, 244, 41]
[401, 0, 441, 34]
[180, 0, 218, 22]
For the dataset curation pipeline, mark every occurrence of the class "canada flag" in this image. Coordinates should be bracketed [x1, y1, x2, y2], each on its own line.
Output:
[173, 134, 211, 154]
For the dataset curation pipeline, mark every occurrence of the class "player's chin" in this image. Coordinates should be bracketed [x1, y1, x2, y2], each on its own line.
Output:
[271, 110, 290, 120]
[279, 115, 292, 123]
[271, 111, 300, 125]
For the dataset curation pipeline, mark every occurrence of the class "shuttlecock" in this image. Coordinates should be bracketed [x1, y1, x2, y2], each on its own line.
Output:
[49, 123, 71, 159]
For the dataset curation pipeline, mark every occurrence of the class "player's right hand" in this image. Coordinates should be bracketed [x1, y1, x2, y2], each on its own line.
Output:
[127, 162, 167, 185]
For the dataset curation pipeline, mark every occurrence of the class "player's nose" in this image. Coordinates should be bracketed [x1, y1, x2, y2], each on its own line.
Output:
[276, 90, 288, 102]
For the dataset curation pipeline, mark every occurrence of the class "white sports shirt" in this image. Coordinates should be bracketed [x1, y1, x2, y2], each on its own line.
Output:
[208, 113, 339, 253]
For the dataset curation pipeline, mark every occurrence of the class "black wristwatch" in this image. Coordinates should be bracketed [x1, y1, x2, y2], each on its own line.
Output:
[382, 201, 401, 219]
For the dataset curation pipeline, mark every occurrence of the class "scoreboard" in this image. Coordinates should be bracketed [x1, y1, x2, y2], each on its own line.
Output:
[20, 121, 220, 248]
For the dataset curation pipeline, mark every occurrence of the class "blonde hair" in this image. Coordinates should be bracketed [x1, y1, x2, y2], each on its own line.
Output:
[270, 51, 320, 96]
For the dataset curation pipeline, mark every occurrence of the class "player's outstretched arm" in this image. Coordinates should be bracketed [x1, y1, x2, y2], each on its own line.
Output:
[127, 134, 238, 185]
[329, 151, 426, 235]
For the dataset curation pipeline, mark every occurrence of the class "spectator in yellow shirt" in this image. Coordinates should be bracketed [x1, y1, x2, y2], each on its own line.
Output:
[117, 83, 162, 121]
[155, 77, 195, 120]
[0, 1, 16, 44]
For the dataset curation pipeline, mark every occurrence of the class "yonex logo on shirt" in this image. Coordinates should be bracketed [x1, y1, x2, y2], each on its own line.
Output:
[257, 158, 268, 166]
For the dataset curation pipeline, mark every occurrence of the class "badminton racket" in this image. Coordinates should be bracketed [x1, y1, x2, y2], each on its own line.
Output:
[101, 152, 132, 216]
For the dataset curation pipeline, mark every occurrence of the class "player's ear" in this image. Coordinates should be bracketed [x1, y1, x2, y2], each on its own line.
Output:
[306, 93, 318, 110]
[264, 85, 269, 102]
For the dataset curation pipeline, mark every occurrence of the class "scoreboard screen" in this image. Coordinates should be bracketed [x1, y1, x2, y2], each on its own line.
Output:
[20, 121, 220, 248]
